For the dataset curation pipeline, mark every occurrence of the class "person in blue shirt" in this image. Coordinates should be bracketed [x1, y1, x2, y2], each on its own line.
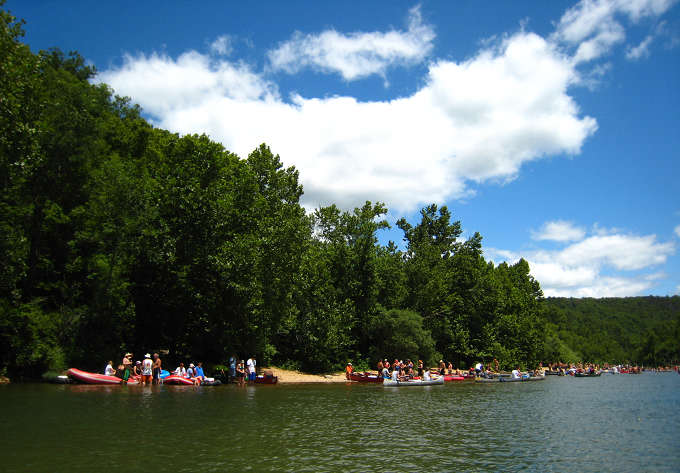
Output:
[195, 362, 205, 382]
[229, 355, 237, 383]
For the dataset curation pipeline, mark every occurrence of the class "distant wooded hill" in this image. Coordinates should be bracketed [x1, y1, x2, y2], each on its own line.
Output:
[541, 296, 680, 365]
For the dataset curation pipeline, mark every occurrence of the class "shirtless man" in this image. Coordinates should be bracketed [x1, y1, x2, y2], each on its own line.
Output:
[152, 353, 162, 384]
[121, 353, 132, 384]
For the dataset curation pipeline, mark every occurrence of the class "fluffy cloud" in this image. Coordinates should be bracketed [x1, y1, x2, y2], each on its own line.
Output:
[267, 6, 434, 81]
[487, 226, 676, 297]
[531, 220, 586, 242]
[95, 1, 680, 213]
[675, 225, 680, 237]
[97, 31, 596, 212]
[552, 0, 676, 63]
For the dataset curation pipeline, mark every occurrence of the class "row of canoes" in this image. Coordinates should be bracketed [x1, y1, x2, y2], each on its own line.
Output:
[475, 375, 546, 383]
[347, 372, 468, 383]
[65, 368, 233, 385]
[65, 368, 278, 386]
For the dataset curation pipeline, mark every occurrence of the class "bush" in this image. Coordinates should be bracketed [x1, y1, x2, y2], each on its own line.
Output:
[368, 309, 437, 365]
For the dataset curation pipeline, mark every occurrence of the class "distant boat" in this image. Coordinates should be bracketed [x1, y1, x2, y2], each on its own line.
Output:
[574, 372, 601, 377]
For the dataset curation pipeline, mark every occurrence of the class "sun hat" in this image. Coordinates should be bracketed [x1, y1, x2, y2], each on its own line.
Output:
[189, 363, 195, 368]
[145, 353, 151, 358]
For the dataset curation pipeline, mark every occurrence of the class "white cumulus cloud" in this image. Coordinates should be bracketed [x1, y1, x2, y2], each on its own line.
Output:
[487, 225, 676, 297]
[674, 225, 680, 237]
[94, 1, 678, 214]
[267, 6, 434, 81]
[532, 220, 586, 242]
[97, 31, 596, 212]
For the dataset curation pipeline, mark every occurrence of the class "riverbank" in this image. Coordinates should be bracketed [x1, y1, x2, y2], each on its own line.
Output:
[263, 367, 347, 384]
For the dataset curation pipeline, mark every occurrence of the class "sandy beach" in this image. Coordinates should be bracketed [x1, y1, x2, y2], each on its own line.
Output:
[263, 367, 349, 384]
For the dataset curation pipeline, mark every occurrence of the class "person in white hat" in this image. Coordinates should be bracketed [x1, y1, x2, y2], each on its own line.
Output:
[141, 354, 153, 385]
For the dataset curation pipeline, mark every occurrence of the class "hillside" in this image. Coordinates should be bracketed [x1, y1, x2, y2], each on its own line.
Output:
[541, 296, 680, 365]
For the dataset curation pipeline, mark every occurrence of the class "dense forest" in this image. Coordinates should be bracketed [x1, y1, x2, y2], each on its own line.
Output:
[543, 297, 680, 366]
[0, 6, 677, 380]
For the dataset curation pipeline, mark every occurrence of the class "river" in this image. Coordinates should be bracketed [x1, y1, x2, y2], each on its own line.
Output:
[0, 372, 678, 472]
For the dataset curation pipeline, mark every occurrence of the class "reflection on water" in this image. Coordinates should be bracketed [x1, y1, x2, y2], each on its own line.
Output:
[0, 373, 678, 472]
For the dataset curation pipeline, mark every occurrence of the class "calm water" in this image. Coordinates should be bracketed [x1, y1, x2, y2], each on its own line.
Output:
[1, 373, 678, 472]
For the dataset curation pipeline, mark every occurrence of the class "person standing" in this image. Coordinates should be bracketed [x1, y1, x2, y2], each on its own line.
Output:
[152, 353, 162, 384]
[121, 353, 132, 384]
[237, 360, 246, 386]
[141, 354, 153, 385]
[345, 362, 353, 379]
[229, 354, 237, 384]
[247, 356, 256, 381]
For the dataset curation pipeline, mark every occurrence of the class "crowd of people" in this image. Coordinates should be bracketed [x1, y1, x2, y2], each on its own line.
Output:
[224, 355, 258, 386]
[171, 361, 206, 385]
[344, 357, 547, 381]
[105, 352, 164, 385]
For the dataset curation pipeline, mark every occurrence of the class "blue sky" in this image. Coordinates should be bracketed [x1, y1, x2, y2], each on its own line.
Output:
[8, 0, 680, 297]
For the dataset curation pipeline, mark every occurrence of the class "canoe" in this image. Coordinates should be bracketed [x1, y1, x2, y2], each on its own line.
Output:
[574, 372, 601, 377]
[45, 374, 71, 384]
[163, 374, 195, 385]
[348, 372, 383, 383]
[499, 376, 545, 382]
[443, 375, 466, 382]
[383, 377, 444, 386]
[253, 375, 278, 384]
[67, 368, 138, 385]
[202, 378, 222, 386]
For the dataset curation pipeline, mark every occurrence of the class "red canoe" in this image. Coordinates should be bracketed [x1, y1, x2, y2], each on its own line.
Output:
[348, 372, 383, 383]
[443, 375, 466, 382]
[67, 368, 138, 385]
[163, 375, 196, 385]
[254, 375, 278, 384]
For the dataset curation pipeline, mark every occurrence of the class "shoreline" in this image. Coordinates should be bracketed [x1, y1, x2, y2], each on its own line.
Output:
[263, 367, 348, 384]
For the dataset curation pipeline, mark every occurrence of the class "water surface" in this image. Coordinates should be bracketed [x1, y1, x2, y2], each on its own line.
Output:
[1, 373, 678, 472]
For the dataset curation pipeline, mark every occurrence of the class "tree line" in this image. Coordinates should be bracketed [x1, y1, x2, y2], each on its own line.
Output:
[542, 296, 680, 366]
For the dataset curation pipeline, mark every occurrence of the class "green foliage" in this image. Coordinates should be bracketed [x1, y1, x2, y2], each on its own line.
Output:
[541, 297, 680, 365]
[368, 309, 438, 365]
[0, 6, 558, 377]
